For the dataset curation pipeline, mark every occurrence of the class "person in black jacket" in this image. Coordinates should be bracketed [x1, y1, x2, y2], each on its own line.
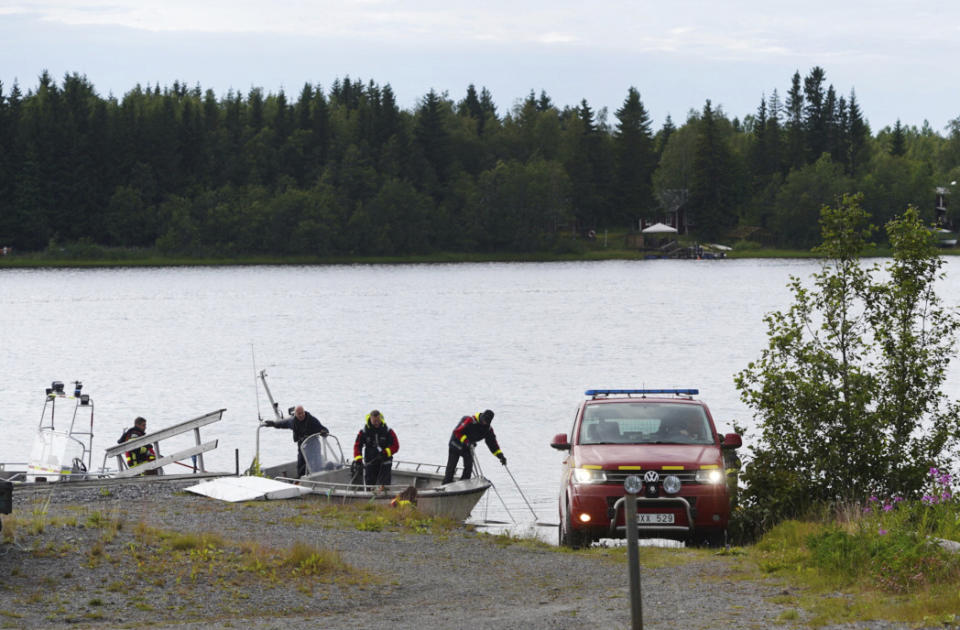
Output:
[443, 409, 506, 484]
[264, 405, 329, 477]
[351, 409, 399, 487]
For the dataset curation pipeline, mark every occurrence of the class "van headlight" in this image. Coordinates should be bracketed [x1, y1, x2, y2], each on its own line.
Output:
[572, 468, 607, 484]
[696, 469, 724, 484]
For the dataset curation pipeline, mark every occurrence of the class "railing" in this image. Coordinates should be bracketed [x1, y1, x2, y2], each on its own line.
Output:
[101, 409, 225, 478]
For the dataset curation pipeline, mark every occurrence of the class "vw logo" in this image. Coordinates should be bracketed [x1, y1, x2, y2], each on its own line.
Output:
[643, 470, 659, 483]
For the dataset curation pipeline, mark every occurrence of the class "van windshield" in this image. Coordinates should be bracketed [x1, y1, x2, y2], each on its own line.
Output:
[578, 402, 714, 445]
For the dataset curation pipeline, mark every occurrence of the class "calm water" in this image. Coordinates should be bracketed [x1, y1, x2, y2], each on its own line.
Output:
[2, 259, 958, 526]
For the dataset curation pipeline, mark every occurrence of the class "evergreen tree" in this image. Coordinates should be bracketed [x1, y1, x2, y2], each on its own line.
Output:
[656, 114, 675, 158]
[803, 66, 828, 159]
[413, 89, 453, 191]
[536, 90, 553, 112]
[688, 100, 738, 239]
[846, 89, 870, 176]
[890, 119, 907, 156]
[832, 94, 850, 170]
[612, 87, 656, 224]
[458, 84, 485, 135]
[750, 95, 769, 184]
[248, 87, 264, 132]
[765, 90, 784, 175]
[785, 71, 806, 169]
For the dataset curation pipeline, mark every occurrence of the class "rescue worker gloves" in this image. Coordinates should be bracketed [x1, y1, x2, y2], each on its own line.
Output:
[498, 454, 507, 465]
[264, 421, 276, 427]
[350, 460, 362, 474]
[320, 428, 329, 437]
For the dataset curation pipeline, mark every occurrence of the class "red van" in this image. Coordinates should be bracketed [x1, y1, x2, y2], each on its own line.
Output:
[550, 389, 741, 548]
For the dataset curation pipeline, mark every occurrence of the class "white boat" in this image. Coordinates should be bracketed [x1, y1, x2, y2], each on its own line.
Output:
[252, 371, 491, 522]
[0, 381, 95, 482]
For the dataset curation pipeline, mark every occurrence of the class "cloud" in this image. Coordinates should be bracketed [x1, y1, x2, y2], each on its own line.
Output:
[537, 32, 578, 44]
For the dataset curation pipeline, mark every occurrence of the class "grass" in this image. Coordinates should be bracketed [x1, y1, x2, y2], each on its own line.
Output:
[263, 498, 460, 535]
[746, 468, 960, 627]
[3, 497, 373, 601]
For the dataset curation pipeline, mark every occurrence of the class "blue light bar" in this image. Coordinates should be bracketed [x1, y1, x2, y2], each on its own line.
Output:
[585, 388, 699, 397]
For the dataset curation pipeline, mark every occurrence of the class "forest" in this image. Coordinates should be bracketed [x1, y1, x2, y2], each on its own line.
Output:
[1, 66, 959, 257]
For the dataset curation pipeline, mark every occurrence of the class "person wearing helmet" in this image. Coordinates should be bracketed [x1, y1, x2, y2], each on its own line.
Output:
[442, 409, 506, 484]
[351, 409, 399, 487]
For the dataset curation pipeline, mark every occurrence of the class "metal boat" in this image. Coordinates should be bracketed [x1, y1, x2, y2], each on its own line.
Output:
[260, 450, 492, 522]
[252, 370, 491, 521]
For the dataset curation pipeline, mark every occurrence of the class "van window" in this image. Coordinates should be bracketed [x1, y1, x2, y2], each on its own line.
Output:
[580, 402, 713, 445]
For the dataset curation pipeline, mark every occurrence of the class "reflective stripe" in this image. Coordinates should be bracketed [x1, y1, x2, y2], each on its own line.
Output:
[619, 465, 643, 470]
[354, 455, 362, 461]
[700, 464, 720, 470]
[662, 465, 684, 470]
[492, 449, 502, 456]
[385, 448, 392, 458]
[459, 435, 468, 443]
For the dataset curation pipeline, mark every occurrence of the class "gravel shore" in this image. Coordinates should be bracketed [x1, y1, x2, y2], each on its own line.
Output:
[0, 478, 925, 630]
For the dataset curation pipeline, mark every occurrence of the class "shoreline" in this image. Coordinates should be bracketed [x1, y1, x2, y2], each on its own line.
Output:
[0, 248, 889, 270]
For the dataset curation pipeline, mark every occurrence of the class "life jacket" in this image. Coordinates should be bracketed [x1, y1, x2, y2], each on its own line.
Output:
[449, 413, 503, 458]
[353, 413, 400, 462]
[118, 426, 156, 467]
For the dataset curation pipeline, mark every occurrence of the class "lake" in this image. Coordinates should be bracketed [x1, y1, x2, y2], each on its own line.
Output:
[2, 258, 957, 527]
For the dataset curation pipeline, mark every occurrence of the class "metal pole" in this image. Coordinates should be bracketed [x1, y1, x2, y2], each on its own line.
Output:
[472, 448, 516, 523]
[503, 464, 539, 521]
[625, 493, 643, 630]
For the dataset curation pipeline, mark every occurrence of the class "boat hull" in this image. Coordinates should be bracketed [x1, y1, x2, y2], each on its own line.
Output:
[261, 460, 491, 522]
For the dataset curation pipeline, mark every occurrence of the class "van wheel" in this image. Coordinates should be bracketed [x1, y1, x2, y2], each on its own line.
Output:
[559, 509, 585, 549]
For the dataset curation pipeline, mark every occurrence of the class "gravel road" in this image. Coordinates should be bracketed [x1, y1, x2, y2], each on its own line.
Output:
[0, 478, 929, 630]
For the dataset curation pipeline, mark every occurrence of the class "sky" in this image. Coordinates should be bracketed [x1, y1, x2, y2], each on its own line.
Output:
[1, 0, 959, 134]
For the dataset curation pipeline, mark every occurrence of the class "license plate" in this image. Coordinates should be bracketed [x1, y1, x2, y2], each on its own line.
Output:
[637, 513, 674, 524]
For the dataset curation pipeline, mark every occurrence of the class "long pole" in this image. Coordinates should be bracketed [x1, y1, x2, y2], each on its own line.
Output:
[472, 449, 516, 524]
[625, 493, 643, 630]
[503, 464, 540, 521]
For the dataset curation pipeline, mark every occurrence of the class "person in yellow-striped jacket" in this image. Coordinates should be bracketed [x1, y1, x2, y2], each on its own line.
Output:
[351, 410, 399, 486]
[442, 409, 506, 484]
[117, 416, 158, 474]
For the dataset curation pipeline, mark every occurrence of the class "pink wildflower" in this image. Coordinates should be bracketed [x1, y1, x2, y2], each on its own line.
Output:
[883, 503, 893, 512]
[878, 528, 888, 536]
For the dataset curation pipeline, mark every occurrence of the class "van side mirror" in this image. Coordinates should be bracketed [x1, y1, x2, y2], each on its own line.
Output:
[550, 433, 570, 451]
[722, 433, 742, 449]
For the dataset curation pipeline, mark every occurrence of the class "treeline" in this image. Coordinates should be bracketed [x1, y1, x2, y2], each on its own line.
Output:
[1, 67, 959, 256]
